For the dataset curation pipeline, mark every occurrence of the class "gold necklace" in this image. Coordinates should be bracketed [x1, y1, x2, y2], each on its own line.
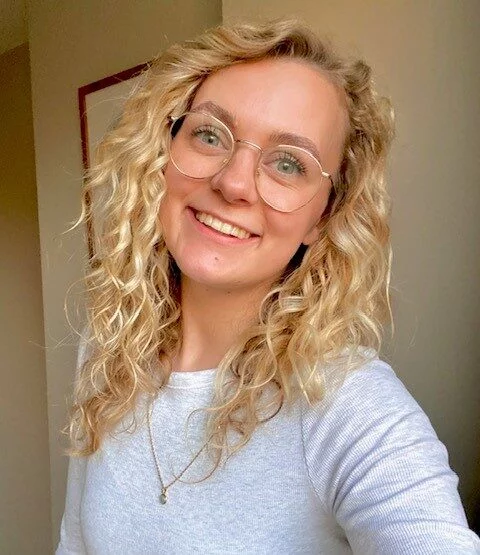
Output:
[146, 393, 210, 505]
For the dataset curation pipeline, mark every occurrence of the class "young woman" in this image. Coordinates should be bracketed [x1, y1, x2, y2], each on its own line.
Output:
[57, 19, 479, 554]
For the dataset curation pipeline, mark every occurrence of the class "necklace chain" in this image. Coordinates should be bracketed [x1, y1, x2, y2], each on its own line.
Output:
[146, 393, 210, 505]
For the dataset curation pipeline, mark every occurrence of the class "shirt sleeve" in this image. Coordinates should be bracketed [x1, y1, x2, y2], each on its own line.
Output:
[302, 359, 480, 554]
[56, 333, 91, 554]
[56, 455, 88, 554]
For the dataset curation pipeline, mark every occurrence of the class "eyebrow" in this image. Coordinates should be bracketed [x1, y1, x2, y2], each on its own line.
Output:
[191, 101, 236, 130]
[269, 131, 322, 163]
[191, 101, 324, 163]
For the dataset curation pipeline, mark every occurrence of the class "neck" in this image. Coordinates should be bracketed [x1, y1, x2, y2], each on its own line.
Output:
[172, 278, 269, 372]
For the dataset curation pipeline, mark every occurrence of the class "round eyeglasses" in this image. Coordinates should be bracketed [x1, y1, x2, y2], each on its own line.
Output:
[167, 111, 333, 213]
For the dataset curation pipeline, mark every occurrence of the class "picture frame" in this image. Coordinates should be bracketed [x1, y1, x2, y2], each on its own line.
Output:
[78, 62, 150, 259]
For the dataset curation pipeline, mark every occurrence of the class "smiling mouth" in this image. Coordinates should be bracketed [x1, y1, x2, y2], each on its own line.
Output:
[194, 211, 252, 239]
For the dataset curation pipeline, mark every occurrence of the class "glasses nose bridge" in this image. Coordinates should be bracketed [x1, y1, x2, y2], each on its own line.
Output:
[231, 138, 264, 169]
[212, 137, 262, 205]
[234, 138, 263, 154]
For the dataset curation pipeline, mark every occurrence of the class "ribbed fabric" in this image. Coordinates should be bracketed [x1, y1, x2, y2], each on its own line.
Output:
[57, 359, 480, 554]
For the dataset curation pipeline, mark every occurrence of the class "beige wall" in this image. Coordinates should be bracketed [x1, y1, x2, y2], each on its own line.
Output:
[0, 0, 28, 55]
[27, 0, 222, 548]
[22, 0, 479, 547]
[0, 44, 51, 554]
[224, 0, 480, 524]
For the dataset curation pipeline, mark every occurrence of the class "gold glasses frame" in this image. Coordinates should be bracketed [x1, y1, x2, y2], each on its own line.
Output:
[167, 111, 333, 213]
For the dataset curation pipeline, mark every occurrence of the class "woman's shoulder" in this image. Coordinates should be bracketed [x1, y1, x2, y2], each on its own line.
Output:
[300, 355, 480, 553]
[301, 354, 441, 458]
[318, 354, 422, 417]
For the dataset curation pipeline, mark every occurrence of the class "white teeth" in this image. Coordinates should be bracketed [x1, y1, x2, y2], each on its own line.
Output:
[195, 211, 251, 239]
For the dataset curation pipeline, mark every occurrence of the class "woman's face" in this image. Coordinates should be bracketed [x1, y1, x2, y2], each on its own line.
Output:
[159, 58, 347, 295]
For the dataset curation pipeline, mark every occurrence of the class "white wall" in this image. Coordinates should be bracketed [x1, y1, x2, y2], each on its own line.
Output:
[27, 1, 222, 547]
[223, 0, 480, 523]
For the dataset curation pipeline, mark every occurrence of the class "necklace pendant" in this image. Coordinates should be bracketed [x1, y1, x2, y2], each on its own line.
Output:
[159, 489, 167, 505]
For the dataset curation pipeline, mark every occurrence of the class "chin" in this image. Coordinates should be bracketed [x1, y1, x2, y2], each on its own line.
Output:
[176, 259, 234, 288]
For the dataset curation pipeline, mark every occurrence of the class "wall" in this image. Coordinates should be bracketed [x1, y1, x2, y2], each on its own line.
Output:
[24, 0, 479, 546]
[0, 0, 28, 54]
[0, 44, 51, 554]
[223, 0, 480, 524]
[27, 1, 222, 547]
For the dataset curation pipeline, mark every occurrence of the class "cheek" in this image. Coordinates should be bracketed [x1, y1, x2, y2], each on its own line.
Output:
[267, 196, 328, 247]
[162, 163, 196, 200]
[301, 187, 332, 242]
[159, 166, 188, 222]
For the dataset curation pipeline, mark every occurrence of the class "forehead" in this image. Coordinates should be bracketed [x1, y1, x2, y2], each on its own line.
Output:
[190, 59, 348, 161]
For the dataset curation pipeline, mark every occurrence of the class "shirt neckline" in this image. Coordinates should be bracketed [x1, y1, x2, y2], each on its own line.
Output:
[166, 367, 217, 389]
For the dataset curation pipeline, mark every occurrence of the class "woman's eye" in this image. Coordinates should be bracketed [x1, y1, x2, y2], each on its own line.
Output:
[274, 155, 305, 176]
[192, 126, 225, 148]
[196, 131, 220, 146]
[276, 159, 297, 174]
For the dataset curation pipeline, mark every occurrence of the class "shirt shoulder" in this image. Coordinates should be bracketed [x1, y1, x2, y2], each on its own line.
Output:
[302, 357, 431, 441]
[301, 357, 445, 494]
[300, 358, 480, 553]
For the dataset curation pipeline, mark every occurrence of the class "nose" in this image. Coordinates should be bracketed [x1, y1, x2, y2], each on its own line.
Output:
[210, 141, 261, 206]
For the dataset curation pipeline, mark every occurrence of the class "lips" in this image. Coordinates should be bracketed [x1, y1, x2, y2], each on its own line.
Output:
[192, 209, 257, 239]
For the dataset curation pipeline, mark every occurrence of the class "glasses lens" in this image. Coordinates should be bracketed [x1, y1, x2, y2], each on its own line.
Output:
[168, 112, 233, 179]
[257, 145, 326, 212]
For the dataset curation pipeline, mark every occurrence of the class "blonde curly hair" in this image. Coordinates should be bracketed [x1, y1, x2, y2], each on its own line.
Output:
[68, 19, 394, 469]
